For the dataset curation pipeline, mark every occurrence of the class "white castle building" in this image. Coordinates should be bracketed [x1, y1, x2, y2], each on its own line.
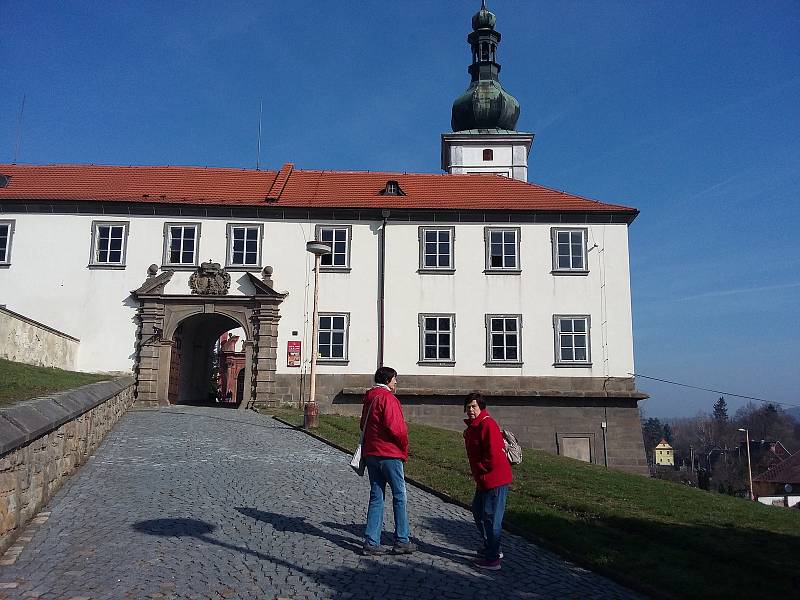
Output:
[0, 3, 648, 472]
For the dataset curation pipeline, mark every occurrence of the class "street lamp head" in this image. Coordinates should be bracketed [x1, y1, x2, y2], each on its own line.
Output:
[738, 428, 747, 433]
[306, 241, 332, 256]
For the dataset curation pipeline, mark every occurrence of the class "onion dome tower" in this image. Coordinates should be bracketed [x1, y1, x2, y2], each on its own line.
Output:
[441, 2, 533, 181]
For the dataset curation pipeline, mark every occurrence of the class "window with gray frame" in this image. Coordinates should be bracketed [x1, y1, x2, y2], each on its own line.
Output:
[419, 227, 454, 271]
[486, 315, 522, 364]
[227, 224, 262, 268]
[90, 221, 129, 266]
[552, 228, 588, 272]
[419, 314, 455, 363]
[318, 313, 349, 361]
[0, 220, 14, 265]
[554, 315, 591, 365]
[164, 223, 200, 266]
[316, 225, 351, 269]
[485, 228, 520, 271]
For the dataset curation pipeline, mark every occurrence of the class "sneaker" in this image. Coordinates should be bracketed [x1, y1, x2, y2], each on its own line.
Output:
[362, 544, 386, 556]
[392, 541, 416, 554]
[476, 548, 504, 560]
[473, 558, 502, 571]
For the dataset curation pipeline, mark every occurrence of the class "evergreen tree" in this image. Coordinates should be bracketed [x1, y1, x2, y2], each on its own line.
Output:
[713, 397, 728, 422]
[642, 417, 665, 462]
[663, 422, 674, 445]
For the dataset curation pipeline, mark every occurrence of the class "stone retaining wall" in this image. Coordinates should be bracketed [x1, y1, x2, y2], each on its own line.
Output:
[0, 378, 135, 554]
[272, 373, 649, 475]
[0, 306, 79, 370]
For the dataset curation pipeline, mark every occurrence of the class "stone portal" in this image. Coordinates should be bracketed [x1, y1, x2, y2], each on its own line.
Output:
[131, 270, 286, 409]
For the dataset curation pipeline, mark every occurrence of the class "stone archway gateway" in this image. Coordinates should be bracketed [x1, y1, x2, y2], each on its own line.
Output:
[131, 264, 286, 410]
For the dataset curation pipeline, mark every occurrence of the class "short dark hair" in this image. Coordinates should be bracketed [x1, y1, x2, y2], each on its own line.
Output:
[464, 391, 486, 412]
[374, 366, 397, 385]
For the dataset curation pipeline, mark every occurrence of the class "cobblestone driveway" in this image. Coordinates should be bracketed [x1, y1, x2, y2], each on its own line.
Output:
[0, 407, 643, 599]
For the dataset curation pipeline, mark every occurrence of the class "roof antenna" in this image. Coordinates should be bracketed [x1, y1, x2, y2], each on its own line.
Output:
[13, 94, 26, 163]
[256, 98, 263, 171]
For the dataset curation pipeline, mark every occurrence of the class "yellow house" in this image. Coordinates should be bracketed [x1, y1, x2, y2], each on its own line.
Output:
[655, 438, 674, 466]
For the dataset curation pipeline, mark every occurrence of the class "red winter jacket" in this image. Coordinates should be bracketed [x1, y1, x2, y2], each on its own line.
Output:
[463, 410, 513, 491]
[360, 385, 409, 461]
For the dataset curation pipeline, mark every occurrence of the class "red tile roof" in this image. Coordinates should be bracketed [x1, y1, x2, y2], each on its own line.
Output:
[0, 163, 638, 214]
[754, 450, 800, 484]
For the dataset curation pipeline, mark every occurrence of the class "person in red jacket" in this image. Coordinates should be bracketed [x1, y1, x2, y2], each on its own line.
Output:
[463, 391, 512, 570]
[360, 366, 415, 555]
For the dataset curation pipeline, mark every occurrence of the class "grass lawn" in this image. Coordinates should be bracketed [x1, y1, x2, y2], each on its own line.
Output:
[0, 358, 111, 406]
[266, 407, 800, 599]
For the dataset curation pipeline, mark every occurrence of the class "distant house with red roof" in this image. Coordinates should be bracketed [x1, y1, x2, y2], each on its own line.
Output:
[753, 451, 800, 508]
[0, 3, 648, 473]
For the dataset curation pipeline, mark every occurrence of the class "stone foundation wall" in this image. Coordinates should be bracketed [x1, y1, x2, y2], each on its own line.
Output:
[0, 378, 135, 554]
[0, 306, 79, 370]
[272, 373, 648, 475]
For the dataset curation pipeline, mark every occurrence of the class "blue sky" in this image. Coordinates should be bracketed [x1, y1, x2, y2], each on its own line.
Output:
[2, 1, 798, 418]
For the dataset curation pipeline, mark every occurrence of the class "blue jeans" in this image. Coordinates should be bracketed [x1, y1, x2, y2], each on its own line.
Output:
[472, 484, 508, 560]
[364, 456, 410, 546]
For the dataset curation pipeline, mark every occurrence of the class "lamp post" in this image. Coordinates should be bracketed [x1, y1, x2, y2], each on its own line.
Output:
[305, 240, 331, 428]
[738, 428, 754, 501]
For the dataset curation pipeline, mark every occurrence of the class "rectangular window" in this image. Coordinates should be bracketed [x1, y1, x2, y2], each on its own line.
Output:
[0, 220, 14, 265]
[227, 224, 262, 268]
[316, 225, 351, 270]
[554, 315, 591, 365]
[419, 314, 455, 364]
[90, 221, 129, 267]
[485, 227, 520, 271]
[486, 315, 522, 365]
[419, 227, 454, 271]
[552, 228, 588, 273]
[318, 313, 349, 361]
[164, 223, 200, 267]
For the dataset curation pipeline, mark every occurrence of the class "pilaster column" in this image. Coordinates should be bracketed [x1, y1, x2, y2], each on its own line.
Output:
[251, 303, 281, 408]
[134, 301, 165, 407]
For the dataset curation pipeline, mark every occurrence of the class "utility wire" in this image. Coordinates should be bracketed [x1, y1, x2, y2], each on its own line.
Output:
[630, 372, 800, 409]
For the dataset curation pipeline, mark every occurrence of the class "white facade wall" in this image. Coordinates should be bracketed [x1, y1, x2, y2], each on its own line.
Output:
[457, 145, 515, 176]
[383, 222, 633, 377]
[442, 134, 532, 181]
[0, 212, 634, 379]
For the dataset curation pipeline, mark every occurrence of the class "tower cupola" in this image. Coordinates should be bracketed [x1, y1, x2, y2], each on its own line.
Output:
[451, 1, 520, 132]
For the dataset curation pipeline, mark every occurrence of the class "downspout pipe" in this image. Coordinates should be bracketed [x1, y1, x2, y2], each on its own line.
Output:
[377, 209, 389, 368]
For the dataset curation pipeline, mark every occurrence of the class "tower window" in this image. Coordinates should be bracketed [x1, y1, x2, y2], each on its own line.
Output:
[482, 149, 493, 161]
[481, 42, 489, 61]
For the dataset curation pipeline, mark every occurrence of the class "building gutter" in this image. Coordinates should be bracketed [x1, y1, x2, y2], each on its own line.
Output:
[377, 210, 389, 368]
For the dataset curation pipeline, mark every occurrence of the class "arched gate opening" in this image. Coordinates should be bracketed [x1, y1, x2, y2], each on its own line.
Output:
[131, 269, 286, 409]
[169, 313, 245, 406]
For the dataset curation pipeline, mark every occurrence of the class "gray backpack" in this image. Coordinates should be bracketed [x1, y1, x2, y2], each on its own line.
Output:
[502, 429, 523, 465]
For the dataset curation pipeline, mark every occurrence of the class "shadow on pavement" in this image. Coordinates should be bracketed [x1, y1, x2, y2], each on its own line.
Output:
[235, 508, 363, 553]
[320, 520, 474, 562]
[130, 517, 519, 600]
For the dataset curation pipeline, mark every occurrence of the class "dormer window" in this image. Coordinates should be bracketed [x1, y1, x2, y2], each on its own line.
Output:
[380, 180, 405, 196]
[0, 174, 9, 188]
[482, 149, 493, 161]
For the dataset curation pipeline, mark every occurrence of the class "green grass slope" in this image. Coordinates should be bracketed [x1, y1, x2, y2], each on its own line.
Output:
[269, 408, 800, 599]
[0, 358, 110, 406]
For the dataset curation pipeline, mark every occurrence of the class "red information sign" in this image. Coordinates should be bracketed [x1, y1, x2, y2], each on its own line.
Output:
[287, 340, 301, 367]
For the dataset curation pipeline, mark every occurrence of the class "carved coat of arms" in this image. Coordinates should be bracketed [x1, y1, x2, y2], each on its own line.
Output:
[189, 261, 231, 296]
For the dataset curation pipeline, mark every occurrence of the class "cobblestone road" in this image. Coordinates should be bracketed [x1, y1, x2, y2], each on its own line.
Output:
[0, 407, 643, 599]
